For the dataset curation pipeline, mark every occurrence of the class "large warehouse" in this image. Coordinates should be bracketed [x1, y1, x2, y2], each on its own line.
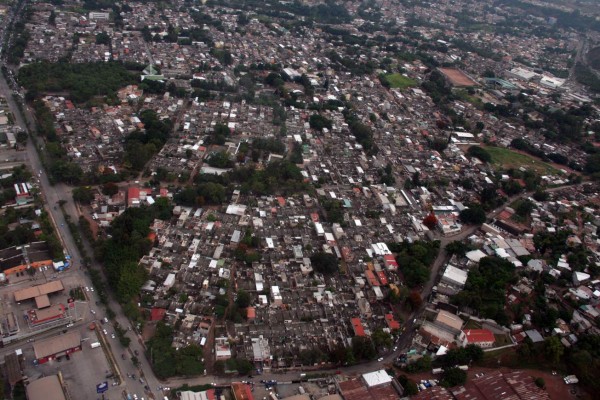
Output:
[33, 331, 81, 364]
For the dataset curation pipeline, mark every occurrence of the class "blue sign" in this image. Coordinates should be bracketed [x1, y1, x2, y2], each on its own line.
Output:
[96, 382, 108, 394]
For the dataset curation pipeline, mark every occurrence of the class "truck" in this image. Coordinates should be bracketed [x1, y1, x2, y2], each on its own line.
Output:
[90, 342, 101, 349]
[564, 375, 579, 384]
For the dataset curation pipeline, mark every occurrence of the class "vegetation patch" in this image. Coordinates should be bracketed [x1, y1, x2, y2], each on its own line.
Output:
[484, 146, 560, 175]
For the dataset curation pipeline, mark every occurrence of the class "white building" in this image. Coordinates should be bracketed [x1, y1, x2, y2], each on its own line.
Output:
[441, 265, 468, 288]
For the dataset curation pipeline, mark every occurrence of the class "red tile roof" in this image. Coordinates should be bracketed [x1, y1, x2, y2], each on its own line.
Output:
[365, 270, 380, 286]
[463, 329, 495, 344]
[377, 271, 388, 286]
[385, 314, 400, 331]
[150, 308, 166, 321]
[351, 318, 366, 337]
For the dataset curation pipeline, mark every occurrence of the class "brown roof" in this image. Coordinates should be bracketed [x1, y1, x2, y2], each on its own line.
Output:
[35, 294, 50, 309]
[14, 280, 64, 302]
[413, 386, 454, 400]
[33, 331, 80, 360]
[26, 375, 66, 400]
[4, 353, 22, 385]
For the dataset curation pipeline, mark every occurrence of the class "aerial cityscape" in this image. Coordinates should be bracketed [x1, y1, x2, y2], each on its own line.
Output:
[0, 0, 598, 399]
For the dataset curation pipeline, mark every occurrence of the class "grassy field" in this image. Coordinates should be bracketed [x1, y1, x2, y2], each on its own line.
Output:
[484, 146, 560, 175]
[383, 73, 417, 89]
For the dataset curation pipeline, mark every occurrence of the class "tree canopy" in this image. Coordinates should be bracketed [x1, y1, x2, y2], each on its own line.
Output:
[452, 256, 516, 325]
[146, 322, 204, 378]
[388, 240, 440, 288]
[459, 205, 486, 224]
[467, 146, 492, 163]
[18, 61, 138, 103]
[310, 252, 339, 274]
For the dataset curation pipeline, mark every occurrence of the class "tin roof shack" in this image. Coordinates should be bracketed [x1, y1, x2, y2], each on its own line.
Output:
[337, 369, 401, 400]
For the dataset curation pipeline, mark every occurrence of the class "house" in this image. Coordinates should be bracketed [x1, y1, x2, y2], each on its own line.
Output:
[215, 337, 232, 361]
[441, 265, 468, 288]
[351, 318, 366, 337]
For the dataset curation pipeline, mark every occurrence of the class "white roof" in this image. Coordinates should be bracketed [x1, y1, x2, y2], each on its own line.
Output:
[443, 265, 468, 286]
[164, 273, 176, 287]
[226, 204, 247, 216]
[574, 271, 590, 282]
[466, 249, 486, 263]
[362, 370, 392, 387]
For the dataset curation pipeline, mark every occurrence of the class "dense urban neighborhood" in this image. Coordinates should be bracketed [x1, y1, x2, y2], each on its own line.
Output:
[0, 0, 599, 399]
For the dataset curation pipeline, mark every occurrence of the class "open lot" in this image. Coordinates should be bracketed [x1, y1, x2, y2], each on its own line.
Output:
[23, 327, 118, 400]
[484, 146, 561, 175]
[438, 67, 479, 87]
[383, 73, 417, 89]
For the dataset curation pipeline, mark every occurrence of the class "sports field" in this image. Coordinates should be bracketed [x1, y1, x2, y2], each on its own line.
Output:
[485, 146, 560, 175]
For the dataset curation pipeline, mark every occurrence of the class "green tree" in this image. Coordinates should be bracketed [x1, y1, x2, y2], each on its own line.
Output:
[515, 199, 534, 217]
[96, 31, 111, 45]
[16, 131, 28, 144]
[351, 336, 376, 360]
[72, 186, 94, 204]
[310, 252, 339, 274]
[372, 328, 393, 349]
[544, 336, 564, 365]
[102, 182, 119, 196]
[235, 289, 251, 308]
[235, 358, 254, 375]
[441, 367, 467, 387]
[534, 377, 545, 389]
[397, 375, 418, 395]
[309, 114, 333, 131]
[405, 355, 431, 373]
[467, 146, 492, 163]
[459, 205, 486, 224]
[445, 241, 469, 257]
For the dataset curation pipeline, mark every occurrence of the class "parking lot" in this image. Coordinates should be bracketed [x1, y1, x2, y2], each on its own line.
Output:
[0, 145, 28, 171]
[23, 326, 121, 400]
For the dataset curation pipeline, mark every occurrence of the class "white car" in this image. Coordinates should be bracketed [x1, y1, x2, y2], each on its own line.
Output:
[377, 357, 384, 362]
[111, 333, 116, 339]
[90, 309, 96, 315]
[103, 329, 108, 335]
[85, 287, 89, 292]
